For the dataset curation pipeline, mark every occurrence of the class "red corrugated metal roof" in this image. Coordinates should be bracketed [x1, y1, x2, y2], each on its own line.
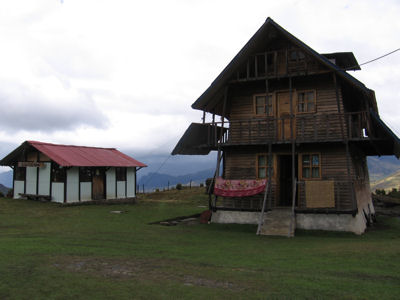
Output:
[27, 141, 147, 167]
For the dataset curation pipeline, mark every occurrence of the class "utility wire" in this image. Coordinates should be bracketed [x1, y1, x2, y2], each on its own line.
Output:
[359, 48, 400, 66]
[143, 153, 172, 187]
[346, 47, 400, 70]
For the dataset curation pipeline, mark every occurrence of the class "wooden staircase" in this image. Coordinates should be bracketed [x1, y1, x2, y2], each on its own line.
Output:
[259, 208, 295, 237]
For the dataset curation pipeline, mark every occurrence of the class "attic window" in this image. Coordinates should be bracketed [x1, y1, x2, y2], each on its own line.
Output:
[254, 94, 273, 116]
[289, 50, 305, 61]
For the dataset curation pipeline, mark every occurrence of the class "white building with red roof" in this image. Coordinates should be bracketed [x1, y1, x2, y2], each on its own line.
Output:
[0, 141, 146, 203]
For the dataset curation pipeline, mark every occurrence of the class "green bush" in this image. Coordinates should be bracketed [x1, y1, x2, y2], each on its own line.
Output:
[176, 183, 182, 190]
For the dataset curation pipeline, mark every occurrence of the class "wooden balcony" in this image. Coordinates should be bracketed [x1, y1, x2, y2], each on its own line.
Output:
[207, 111, 371, 146]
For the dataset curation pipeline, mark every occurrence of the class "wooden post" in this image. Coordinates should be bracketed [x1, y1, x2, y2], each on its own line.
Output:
[202, 111, 206, 124]
[333, 73, 356, 210]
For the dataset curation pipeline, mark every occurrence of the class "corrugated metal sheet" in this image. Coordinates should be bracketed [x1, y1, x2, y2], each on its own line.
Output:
[7, 141, 147, 167]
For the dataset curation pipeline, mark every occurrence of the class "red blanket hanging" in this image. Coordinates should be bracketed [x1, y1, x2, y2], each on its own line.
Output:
[214, 177, 266, 197]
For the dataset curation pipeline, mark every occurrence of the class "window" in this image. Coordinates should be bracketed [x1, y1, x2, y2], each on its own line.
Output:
[257, 154, 273, 179]
[301, 154, 321, 179]
[254, 94, 273, 116]
[297, 90, 316, 113]
[116, 167, 126, 181]
[79, 167, 92, 182]
[289, 50, 305, 61]
[52, 165, 66, 182]
[15, 167, 26, 181]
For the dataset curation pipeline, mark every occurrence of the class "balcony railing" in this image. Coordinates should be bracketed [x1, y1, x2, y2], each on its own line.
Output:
[207, 111, 370, 146]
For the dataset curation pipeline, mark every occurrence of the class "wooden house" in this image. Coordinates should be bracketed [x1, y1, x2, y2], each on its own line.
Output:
[172, 18, 400, 235]
[0, 141, 146, 203]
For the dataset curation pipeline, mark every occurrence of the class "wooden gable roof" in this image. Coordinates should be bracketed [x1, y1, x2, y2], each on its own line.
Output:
[191, 17, 372, 116]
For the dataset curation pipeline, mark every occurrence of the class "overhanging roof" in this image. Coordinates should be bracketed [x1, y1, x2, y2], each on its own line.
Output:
[369, 111, 400, 158]
[0, 141, 147, 168]
[321, 52, 361, 71]
[172, 123, 226, 155]
[192, 17, 370, 114]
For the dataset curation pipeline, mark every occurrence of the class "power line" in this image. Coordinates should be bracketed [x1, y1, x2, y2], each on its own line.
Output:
[352, 47, 400, 69]
[143, 154, 172, 186]
[359, 48, 400, 66]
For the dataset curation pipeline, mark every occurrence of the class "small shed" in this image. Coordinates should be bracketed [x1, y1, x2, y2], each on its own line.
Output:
[0, 141, 146, 203]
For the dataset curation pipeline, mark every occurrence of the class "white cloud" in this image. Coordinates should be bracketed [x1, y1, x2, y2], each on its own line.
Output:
[0, 0, 399, 157]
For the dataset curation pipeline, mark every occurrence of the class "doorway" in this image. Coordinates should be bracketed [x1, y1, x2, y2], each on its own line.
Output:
[92, 168, 105, 200]
[277, 92, 296, 140]
[278, 155, 298, 206]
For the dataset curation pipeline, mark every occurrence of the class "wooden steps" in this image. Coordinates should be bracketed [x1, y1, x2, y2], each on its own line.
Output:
[259, 208, 295, 237]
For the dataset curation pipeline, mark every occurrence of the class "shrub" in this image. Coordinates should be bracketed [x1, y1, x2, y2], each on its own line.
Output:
[6, 189, 13, 198]
[176, 183, 182, 190]
[200, 183, 204, 187]
[0, 192, 4, 198]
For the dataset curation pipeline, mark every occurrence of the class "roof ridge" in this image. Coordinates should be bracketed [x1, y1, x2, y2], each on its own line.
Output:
[27, 140, 117, 150]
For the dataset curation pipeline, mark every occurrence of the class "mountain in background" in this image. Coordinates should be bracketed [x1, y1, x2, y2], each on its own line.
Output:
[0, 156, 399, 192]
[0, 171, 12, 188]
[367, 156, 400, 182]
[137, 168, 214, 192]
[0, 183, 9, 195]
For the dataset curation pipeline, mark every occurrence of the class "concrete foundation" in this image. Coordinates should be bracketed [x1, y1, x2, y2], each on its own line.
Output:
[211, 209, 369, 234]
[211, 211, 260, 224]
[296, 212, 366, 235]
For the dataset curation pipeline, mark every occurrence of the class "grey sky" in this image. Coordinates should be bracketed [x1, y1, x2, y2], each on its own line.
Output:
[0, 0, 399, 173]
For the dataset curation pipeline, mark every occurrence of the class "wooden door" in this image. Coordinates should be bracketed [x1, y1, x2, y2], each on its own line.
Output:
[92, 168, 105, 200]
[277, 92, 295, 140]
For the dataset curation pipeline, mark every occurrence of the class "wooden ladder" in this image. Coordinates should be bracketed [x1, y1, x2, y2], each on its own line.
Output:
[256, 143, 273, 235]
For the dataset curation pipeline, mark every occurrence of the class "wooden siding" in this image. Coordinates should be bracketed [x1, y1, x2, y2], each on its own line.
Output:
[221, 144, 358, 211]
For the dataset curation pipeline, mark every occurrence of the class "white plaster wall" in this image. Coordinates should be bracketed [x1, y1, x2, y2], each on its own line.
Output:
[106, 167, 116, 199]
[66, 167, 79, 202]
[26, 167, 37, 194]
[13, 180, 24, 199]
[51, 182, 64, 203]
[38, 162, 51, 196]
[126, 168, 135, 197]
[117, 181, 126, 198]
[80, 182, 92, 201]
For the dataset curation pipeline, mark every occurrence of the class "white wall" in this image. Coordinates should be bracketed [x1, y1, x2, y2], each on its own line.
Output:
[51, 182, 64, 203]
[26, 167, 37, 194]
[126, 168, 135, 197]
[117, 181, 126, 198]
[80, 182, 92, 201]
[13, 180, 24, 199]
[66, 167, 79, 203]
[38, 162, 51, 196]
[106, 167, 116, 199]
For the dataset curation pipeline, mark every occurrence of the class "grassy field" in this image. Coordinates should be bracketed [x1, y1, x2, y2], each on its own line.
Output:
[0, 188, 399, 299]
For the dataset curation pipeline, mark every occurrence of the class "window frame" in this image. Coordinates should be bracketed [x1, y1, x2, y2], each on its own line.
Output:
[300, 153, 321, 180]
[296, 90, 316, 114]
[253, 93, 274, 116]
[256, 153, 274, 179]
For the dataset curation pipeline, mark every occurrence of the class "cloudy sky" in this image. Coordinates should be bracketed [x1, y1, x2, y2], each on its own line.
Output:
[0, 0, 399, 173]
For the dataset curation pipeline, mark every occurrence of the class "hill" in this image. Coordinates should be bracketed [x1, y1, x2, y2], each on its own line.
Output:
[370, 169, 400, 192]
[367, 156, 400, 182]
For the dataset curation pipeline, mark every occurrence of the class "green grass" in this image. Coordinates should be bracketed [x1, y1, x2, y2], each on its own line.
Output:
[0, 187, 399, 299]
